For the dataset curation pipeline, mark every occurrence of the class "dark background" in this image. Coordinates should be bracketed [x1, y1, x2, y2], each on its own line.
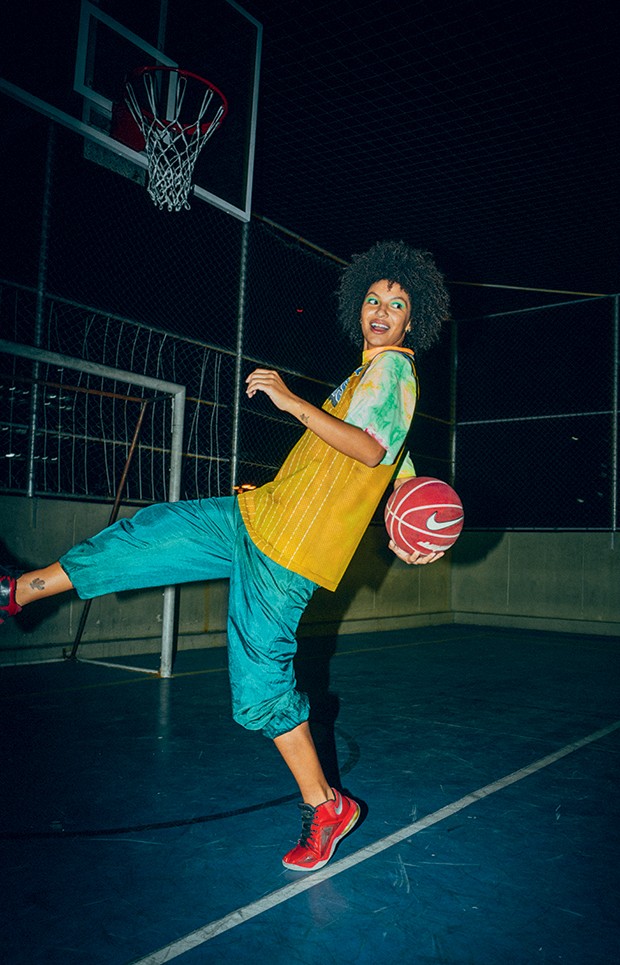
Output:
[0, 0, 617, 528]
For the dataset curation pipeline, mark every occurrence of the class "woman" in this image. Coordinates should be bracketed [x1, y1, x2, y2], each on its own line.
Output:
[1, 240, 450, 871]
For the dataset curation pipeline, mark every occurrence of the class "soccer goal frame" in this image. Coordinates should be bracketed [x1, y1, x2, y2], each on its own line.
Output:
[0, 339, 186, 678]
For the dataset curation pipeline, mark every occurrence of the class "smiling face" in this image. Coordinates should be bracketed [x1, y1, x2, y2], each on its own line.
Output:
[360, 279, 412, 351]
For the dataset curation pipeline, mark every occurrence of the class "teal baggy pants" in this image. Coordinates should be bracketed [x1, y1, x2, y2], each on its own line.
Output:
[60, 498, 317, 739]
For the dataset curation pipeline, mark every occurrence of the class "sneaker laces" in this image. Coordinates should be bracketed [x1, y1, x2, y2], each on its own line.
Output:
[296, 803, 318, 847]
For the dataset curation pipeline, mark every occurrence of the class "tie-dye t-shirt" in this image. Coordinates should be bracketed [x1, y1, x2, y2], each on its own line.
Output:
[330, 347, 418, 476]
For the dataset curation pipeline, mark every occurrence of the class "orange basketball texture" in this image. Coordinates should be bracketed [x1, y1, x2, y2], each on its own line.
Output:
[385, 477, 464, 554]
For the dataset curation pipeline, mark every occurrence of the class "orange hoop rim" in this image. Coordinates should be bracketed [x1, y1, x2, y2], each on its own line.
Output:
[125, 66, 228, 134]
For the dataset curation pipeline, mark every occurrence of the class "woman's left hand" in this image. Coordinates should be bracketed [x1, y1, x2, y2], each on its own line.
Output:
[388, 539, 444, 565]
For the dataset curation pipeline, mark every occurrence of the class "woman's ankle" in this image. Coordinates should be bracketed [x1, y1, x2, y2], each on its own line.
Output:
[15, 564, 73, 606]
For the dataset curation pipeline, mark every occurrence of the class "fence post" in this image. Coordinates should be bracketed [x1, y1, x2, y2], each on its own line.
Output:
[27, 121, 55, 497]
[449, 316, 458, 487]
[612, 295, 619, 546]
[230, 220, 250, 492]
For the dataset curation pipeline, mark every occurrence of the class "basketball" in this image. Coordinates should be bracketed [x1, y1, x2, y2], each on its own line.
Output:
[385, 477, 464, 555]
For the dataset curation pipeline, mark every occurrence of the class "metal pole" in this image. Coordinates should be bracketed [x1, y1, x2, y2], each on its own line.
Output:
[159, 386, 186, 678]
[27, 121, 55, 497]
[0, 341, 185, 398]
[161, 224, 250, 676]
[157, 0, 169, 51]
[449, 316, 458, 487]
[230, 220, 250, 492]
[611, 295, 619, 548]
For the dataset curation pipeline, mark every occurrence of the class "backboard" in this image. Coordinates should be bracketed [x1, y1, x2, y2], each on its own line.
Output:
[0, 0, 261, 220]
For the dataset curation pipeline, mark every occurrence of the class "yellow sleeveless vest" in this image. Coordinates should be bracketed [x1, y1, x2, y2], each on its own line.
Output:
[238, 348, 417, 591]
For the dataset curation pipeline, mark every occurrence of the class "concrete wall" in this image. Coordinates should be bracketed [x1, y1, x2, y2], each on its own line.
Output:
[0, 495, 452, 665]
[451, 530, 620, 636]
[1, 495, 618, 666]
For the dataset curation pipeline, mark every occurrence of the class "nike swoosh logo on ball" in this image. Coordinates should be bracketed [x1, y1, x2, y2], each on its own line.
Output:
[426, 512, 464, 531]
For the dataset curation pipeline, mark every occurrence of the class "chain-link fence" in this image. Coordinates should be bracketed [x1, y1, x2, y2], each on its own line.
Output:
[1, 114, 354, 504]
[0, 276, 342, 503]
[455, 296, 618, 530]
[0, 111, 617, 530]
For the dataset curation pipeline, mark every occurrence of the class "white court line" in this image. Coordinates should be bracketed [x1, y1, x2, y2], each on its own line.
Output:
[129, 719, 620, 965]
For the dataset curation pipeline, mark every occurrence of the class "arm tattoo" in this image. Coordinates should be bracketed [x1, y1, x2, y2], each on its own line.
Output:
[29, 577, 46, 592]
[299, 411, 310, 426]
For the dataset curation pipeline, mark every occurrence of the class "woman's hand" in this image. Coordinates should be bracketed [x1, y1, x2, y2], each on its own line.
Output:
[245, 367, 386, 467]
[245, 368, 297, 412]
[388, 539, 444, 565]
[388, 477, 444, 563]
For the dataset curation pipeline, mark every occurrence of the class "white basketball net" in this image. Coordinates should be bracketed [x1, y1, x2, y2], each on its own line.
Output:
[124, 70, 226, 213]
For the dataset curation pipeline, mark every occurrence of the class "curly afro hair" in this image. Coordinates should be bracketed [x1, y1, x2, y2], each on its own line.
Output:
[337, 240, 450, 353]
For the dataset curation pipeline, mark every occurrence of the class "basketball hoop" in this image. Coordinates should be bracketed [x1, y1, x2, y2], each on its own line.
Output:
[117, 66, 228, 212]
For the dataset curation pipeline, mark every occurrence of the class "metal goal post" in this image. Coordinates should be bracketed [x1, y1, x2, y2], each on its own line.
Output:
[0, 339, 186, 678]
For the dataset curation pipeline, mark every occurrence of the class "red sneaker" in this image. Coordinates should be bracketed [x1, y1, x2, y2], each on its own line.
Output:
[0, 570, 22, 624]
[282, 788, 360, 871]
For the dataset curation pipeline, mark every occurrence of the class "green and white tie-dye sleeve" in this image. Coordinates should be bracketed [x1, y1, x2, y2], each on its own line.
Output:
[344, 352, 418, 465]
